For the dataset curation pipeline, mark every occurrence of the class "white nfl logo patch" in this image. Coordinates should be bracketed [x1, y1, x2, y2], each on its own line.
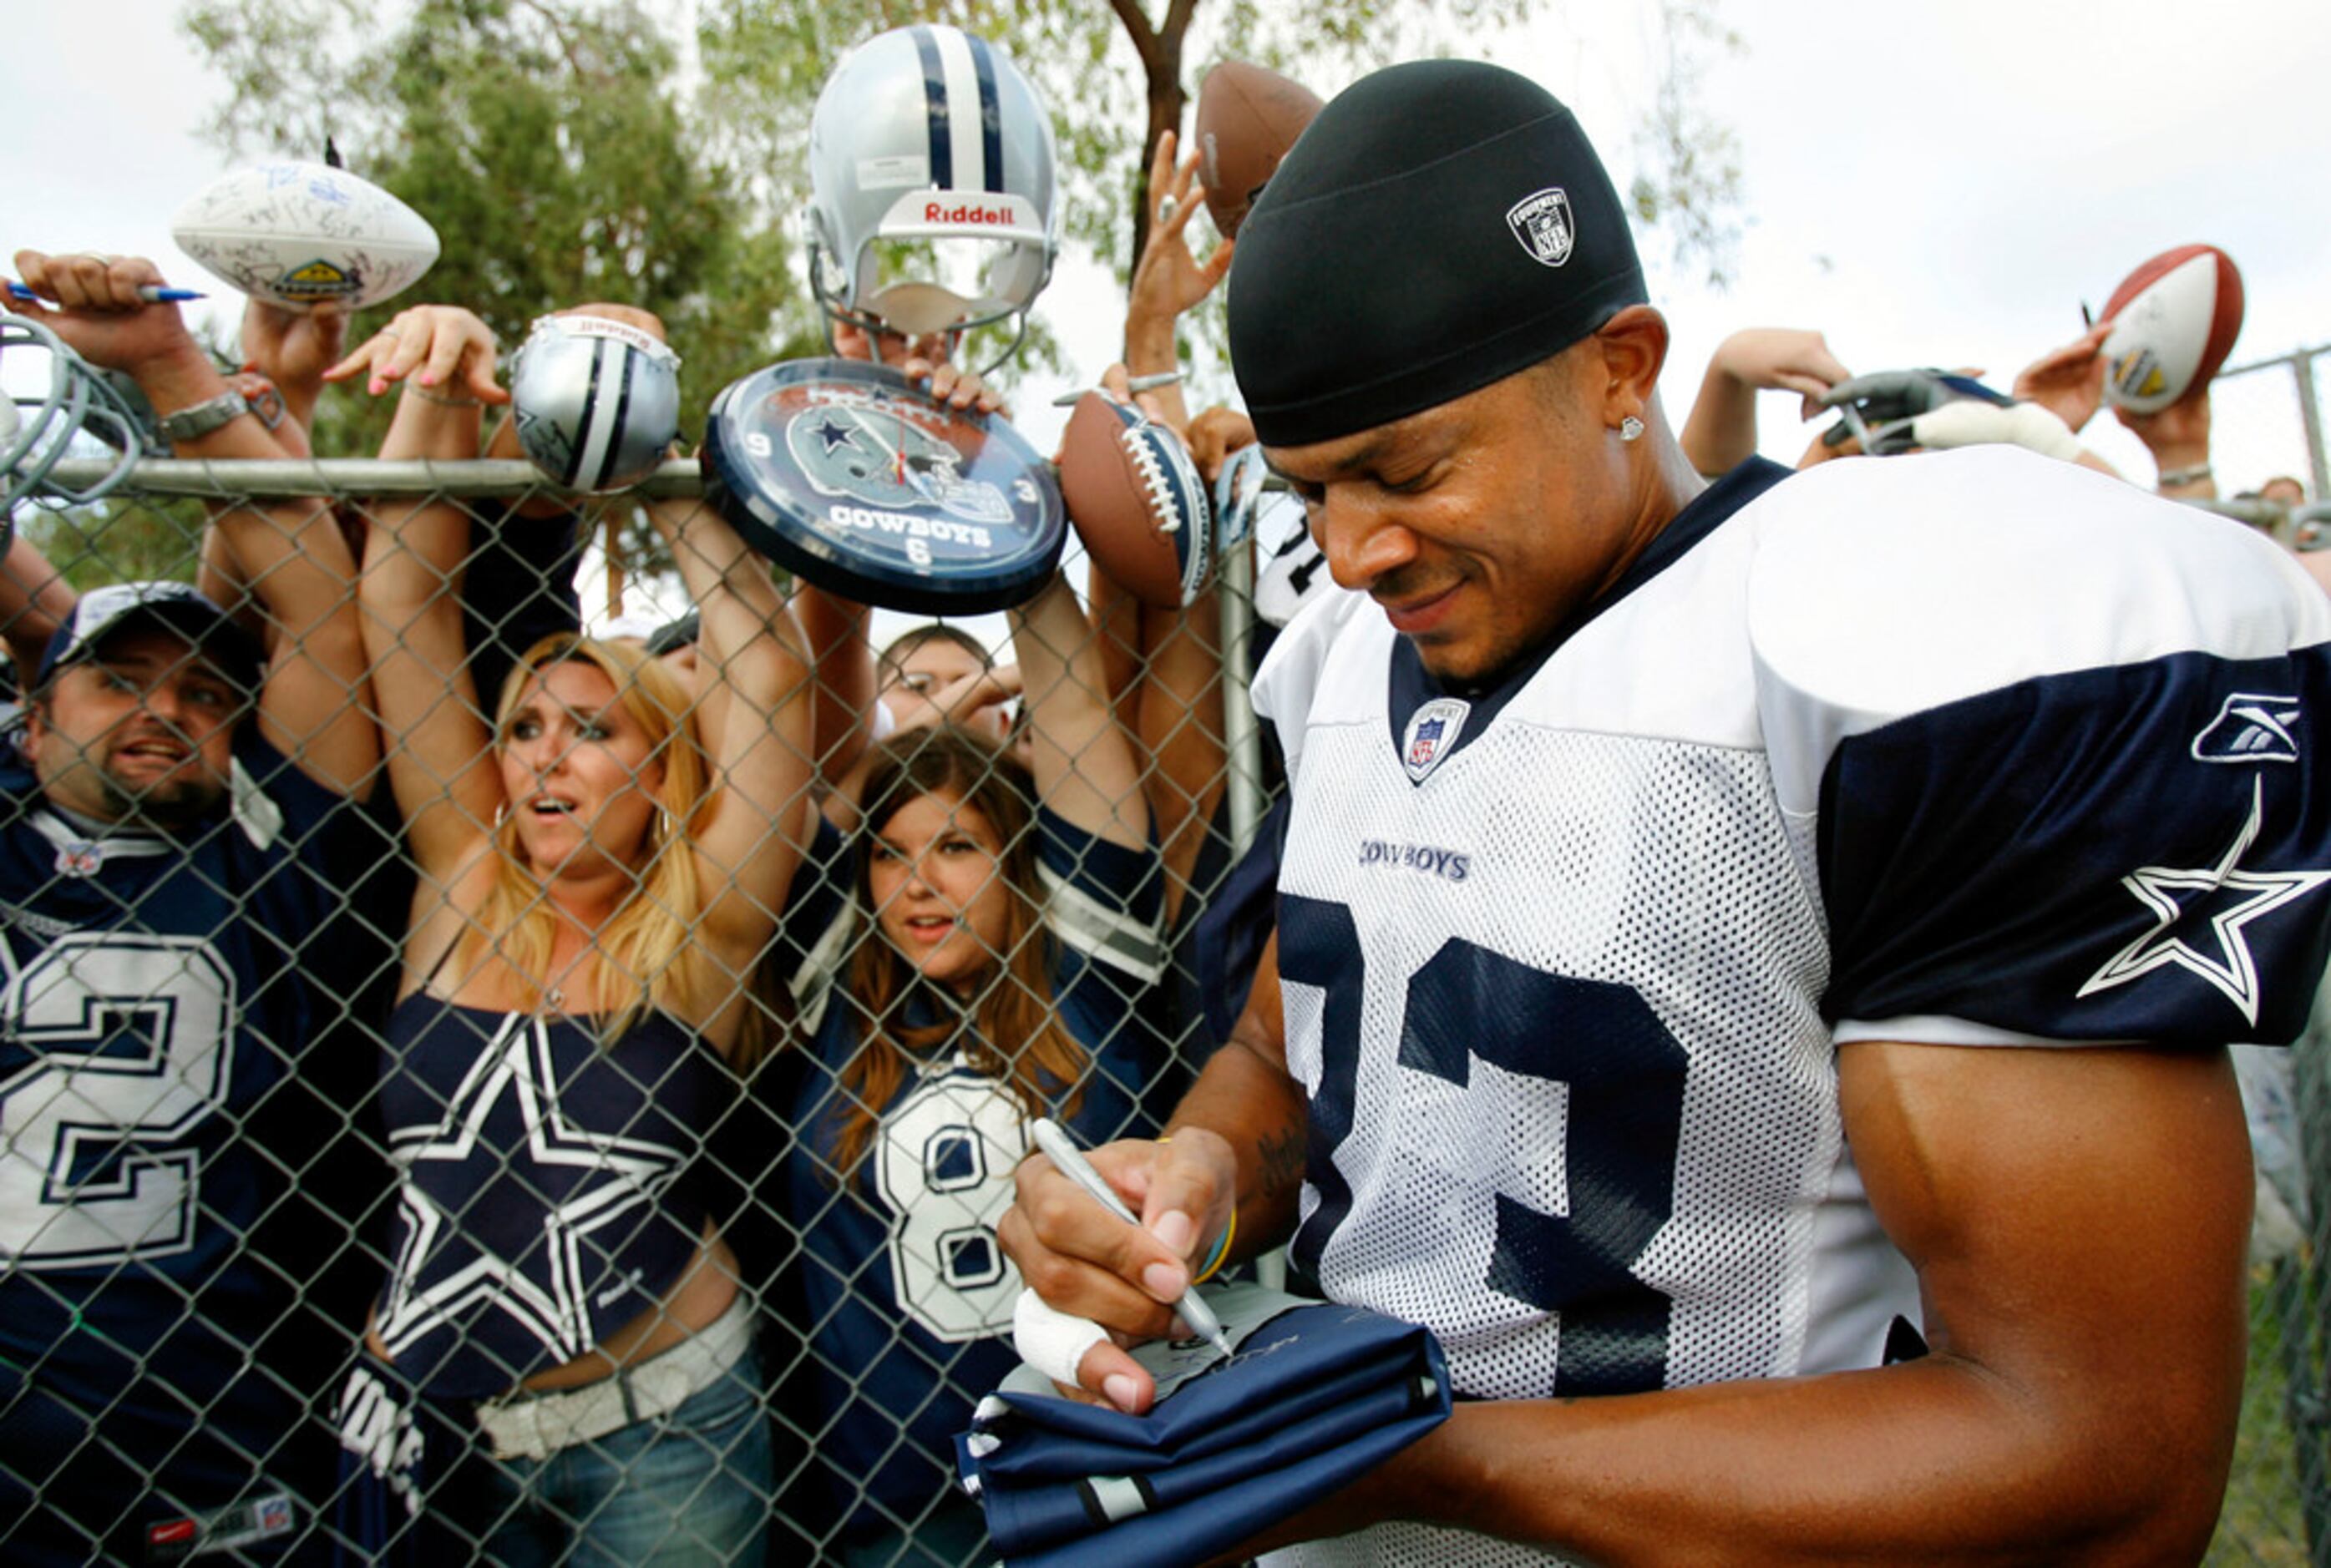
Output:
[1506, 188, 1575, 268]
[1402, 697, 1471, 784]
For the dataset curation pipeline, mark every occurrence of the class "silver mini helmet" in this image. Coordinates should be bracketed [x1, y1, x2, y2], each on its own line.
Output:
[806, 24, 1059, 338]
[509, 314, 682, 493]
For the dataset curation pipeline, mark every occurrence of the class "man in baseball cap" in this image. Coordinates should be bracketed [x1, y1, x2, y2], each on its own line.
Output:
[25, 580, 265, 832]
[1004, 57, 2331, 1565]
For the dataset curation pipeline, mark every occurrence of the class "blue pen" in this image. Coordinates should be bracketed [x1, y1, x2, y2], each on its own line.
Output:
[7, 281, 206, 305]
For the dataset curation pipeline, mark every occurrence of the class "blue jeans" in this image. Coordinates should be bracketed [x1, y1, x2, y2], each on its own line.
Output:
[473, 1353, 771, 1567]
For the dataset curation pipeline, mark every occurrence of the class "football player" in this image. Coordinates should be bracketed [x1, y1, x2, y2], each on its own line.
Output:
[1001, 61, 2331, 1564]
[2, 252, 377, 1562]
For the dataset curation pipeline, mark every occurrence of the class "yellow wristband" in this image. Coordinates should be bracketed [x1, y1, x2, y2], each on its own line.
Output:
[1190, 1209, 1237, 1285]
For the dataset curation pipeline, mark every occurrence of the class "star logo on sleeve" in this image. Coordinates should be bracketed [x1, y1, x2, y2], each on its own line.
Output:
[2077, 778, 2331, 1027]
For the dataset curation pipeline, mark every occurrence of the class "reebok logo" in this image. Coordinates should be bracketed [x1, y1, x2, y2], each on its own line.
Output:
[2192, 692, 2302, 765]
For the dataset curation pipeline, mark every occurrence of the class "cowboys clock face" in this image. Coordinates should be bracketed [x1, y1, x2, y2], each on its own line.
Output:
[702, 357, 1065, 614]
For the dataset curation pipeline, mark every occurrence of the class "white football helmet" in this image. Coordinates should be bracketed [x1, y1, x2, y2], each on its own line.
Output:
[3, 316, 145, 533]
[508, 314, 682, 493]
[806, 25, 1059, 341]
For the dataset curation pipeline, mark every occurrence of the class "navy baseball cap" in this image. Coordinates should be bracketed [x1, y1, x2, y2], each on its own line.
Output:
[37, 582, 264, 694]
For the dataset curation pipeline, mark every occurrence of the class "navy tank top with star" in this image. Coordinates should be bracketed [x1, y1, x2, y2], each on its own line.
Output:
[373, 995, 723, 1397]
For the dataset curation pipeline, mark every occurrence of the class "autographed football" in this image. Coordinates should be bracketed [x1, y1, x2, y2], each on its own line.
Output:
[170, 162, 440, 312]
[1194, 61, 1325, 240]
[1059, 392, 1214, 609]
[2098, 245, 2244, 415]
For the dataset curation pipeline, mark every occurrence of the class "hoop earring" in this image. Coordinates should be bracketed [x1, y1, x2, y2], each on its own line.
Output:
[1619, 415, 1645, 443]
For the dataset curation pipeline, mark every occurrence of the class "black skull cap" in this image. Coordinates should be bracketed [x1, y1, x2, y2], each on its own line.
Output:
[1228, 59, 1647, 448]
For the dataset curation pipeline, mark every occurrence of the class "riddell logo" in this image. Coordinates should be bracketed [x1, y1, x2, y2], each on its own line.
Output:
[925, 200, 1012, 225]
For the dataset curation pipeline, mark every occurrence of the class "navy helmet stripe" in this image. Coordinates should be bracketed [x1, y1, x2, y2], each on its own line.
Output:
[570, 339, 606, 488]
[965, 31, 1005, 193]
[592, 348, 636, 493]
[911, 25, 953, 189]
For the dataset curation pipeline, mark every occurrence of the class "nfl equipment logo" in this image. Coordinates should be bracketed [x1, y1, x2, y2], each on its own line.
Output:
[1506, 189, 1575, 268]
[53, 842, 101, 878]
[1402, 698, 1471, 784]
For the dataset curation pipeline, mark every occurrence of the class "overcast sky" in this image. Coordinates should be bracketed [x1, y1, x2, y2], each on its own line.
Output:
[8, 0, 2327, 627]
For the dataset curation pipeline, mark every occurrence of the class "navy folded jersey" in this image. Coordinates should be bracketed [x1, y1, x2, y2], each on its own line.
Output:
[0, 733, 353, 1554]
[1251, 449, 2331, 1566]
[773, 808, 1173, 1541]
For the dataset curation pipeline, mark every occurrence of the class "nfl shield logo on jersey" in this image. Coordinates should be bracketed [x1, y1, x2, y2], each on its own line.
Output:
[1403, 697, 1471, 784]
[1505, 188, 1574, 267]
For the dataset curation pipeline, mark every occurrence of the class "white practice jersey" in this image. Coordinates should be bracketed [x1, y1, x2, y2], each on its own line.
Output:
[1252, 449, 2331, 1567]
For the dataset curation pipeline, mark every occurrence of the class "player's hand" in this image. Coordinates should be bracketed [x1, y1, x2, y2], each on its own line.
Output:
[326, 304, 509, 404]
[1706, 327, 1851, 421]
[5, 250, 205, 374]
[2012, 322, 2110, 434]
[998, 1128, 1239, 1413]
[1127, 129, 1235, 340]
[904, 352, 1008, 416]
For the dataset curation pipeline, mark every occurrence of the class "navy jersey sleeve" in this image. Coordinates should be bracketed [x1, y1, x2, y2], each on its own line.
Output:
[1746, 448, 2331, 1048]
[1036, 805, 1167, 987]
[773, 812, 856, 1032]
[1817, 646, 2331, 1044]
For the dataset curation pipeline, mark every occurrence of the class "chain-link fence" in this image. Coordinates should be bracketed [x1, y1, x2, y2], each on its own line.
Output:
[5, 442, 2331, 1565]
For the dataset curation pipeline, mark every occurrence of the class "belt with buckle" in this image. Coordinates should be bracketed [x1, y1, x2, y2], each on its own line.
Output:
[474, 1293, 753, 1462]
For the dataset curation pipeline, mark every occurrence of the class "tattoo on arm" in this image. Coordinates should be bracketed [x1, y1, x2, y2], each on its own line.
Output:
[1258, 1125, 1306, 1202]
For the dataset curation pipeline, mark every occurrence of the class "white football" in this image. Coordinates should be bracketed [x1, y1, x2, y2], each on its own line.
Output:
[2097, 244, 2244, 416]
[171, 162, 440, 312]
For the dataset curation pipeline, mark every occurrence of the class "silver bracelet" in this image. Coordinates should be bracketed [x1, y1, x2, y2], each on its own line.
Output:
[155, 391, 253, 445]
[2157, 462, 2213, 487]
[408, 383, 486, 408]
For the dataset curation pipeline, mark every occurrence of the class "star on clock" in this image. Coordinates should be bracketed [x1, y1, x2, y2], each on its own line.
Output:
[808, 415, 860, 456]
[2077, 777, 2331, 1027]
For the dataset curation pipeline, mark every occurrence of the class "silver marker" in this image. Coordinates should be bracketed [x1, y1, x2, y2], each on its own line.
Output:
[1048, 372, 1183, 407]
[1029, 1117, 1233, 1358]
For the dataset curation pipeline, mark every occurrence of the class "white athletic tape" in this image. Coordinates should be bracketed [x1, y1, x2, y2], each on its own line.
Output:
[1910, 400, 2082, 463]
[1013, 1287, 1110, 1388]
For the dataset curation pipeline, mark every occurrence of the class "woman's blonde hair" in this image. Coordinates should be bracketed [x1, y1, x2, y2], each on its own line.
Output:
[454, 632, 719, 1044]
[829, 726, 1086, 1180]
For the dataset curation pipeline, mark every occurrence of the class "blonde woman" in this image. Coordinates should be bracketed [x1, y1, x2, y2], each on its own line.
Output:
[345, 303, 811, 1563]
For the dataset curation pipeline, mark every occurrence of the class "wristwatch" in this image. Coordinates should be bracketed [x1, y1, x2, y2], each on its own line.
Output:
[155, 390, 255, 445]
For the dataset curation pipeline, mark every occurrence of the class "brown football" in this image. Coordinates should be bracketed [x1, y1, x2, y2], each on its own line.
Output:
[1058, 392, 1213, 609]
[1194, 61, 1325, 240]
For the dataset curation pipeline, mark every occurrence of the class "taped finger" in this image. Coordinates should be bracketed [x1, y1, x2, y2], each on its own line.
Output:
[1013, 1287, 1109, 1388]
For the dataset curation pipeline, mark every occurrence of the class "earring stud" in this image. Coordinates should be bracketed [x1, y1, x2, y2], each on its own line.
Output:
[1619, 415, 1644, 443]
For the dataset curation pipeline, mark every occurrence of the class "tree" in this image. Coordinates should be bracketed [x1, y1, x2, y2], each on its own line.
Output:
[181, 0, 813, 463]
[694, 0, 1746, 312]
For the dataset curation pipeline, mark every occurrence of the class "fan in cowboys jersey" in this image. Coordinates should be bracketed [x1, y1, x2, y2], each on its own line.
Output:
[2, 253, 378, 1564]
[1000, 60, 2331, 1567]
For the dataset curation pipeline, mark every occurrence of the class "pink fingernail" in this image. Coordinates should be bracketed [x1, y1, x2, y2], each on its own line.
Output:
[1151, 1211, 1194, 1256]
[1103, 1373, 1140, 1411]
[417, 372, 437, 387]
[368, 379, 385, 395]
